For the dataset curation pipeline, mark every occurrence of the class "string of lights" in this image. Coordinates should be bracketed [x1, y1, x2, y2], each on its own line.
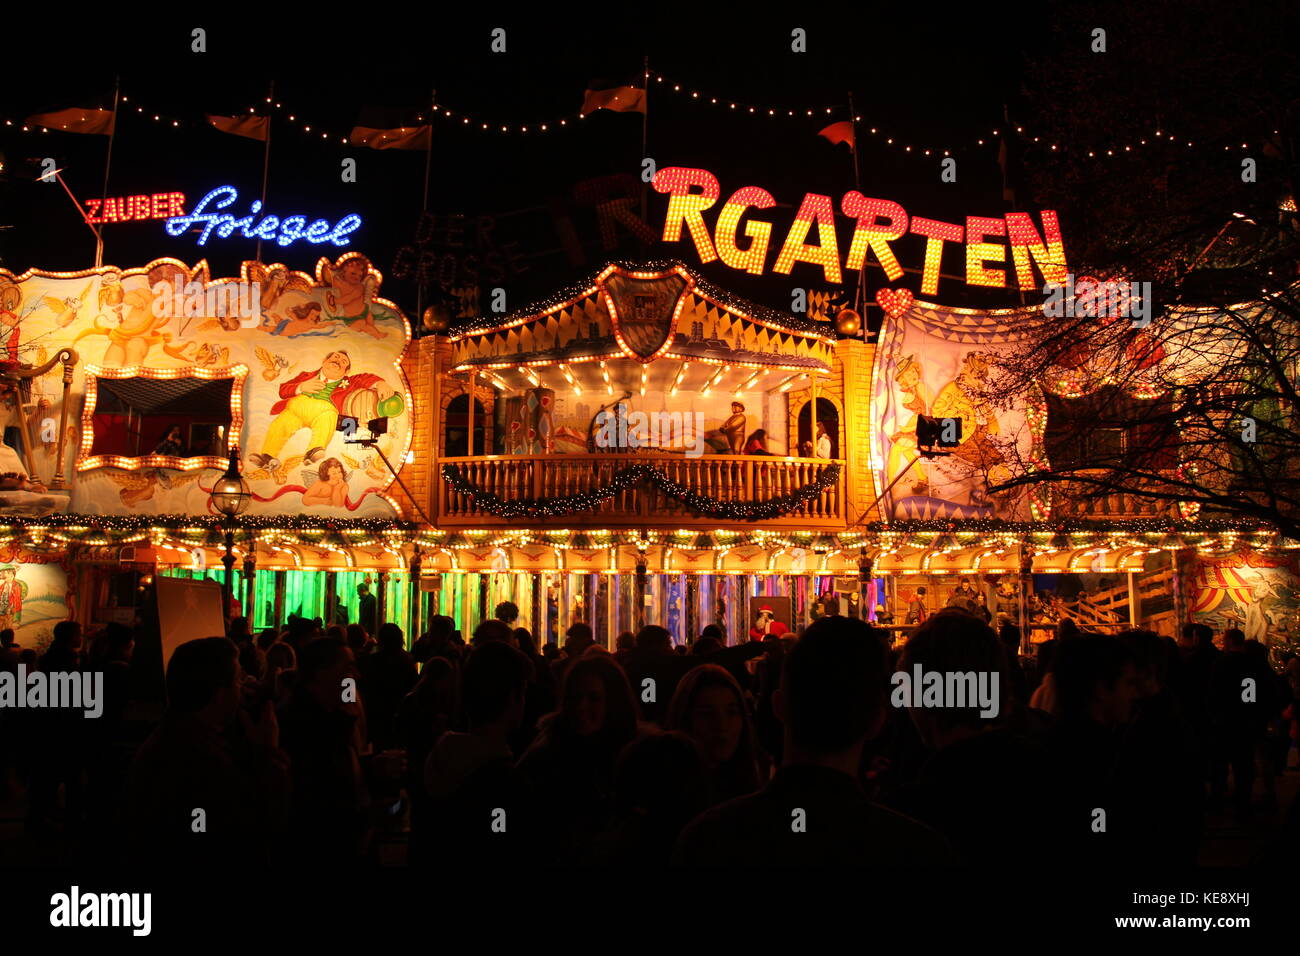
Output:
[2, 85, 1272, 164]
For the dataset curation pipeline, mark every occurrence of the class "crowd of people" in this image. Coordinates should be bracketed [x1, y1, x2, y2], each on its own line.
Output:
[2, 605, 1299, 867]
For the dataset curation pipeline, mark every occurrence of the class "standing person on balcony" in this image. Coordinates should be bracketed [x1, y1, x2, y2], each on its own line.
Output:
[815, 421, 833, 459]
[722, 402, 747, 454]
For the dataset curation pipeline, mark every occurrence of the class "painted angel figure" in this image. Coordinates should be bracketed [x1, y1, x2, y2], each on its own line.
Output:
[301, 457, 349, 507]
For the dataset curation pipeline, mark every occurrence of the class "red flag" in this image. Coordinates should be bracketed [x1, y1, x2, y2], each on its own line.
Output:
[581, 86, 646, 116]
[26, 107, 115, 135]
[348, 125, 431, 150]
[207, 114, 270, 141]
[818, 121, 854, 149]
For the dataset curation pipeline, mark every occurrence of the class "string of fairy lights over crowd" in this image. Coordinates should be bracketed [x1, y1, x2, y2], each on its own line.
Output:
[2, 69, 1276, 169]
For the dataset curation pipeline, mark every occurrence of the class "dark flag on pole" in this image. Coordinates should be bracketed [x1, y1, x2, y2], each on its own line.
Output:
[581, 79, 646, 116]
[350, 106, 432, 150]
[207, 114, 270, 141]
[818, 121, 855, 150]
[27, 95, 116, 135]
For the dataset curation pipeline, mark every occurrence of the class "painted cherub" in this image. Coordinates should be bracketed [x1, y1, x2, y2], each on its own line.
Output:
[302, 457, 348, 507]
[323, 257, 388, 339]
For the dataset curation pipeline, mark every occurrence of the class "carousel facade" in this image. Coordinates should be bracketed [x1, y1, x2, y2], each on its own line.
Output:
[0, 254, 1294, 655]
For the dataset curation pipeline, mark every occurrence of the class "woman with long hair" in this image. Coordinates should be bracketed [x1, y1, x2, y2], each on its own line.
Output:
[517, 654, 642, 861]
[667, 664, 761, 804]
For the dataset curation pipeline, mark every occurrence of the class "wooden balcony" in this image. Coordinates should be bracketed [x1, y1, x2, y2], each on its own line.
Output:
[437, 453, 845, 529]
[1046, 470, 1182, 520]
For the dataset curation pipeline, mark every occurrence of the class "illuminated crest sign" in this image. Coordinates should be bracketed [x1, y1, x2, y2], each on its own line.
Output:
[603, 272, 688, 360]
[652, 166, 1069, 297]
[164, 185, 362, 249]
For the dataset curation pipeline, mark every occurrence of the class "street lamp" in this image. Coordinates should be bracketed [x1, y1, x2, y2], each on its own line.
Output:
[209, 447, 251, 619]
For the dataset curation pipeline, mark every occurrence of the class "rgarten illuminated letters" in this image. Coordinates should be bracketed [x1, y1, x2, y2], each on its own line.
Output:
[652, 166, 1069, 296]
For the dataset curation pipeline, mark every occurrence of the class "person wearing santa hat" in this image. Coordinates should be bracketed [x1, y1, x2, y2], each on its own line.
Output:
[749, 605, 789, 640]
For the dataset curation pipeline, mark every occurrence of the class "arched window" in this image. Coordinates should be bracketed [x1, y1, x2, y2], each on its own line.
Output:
[444, 393, 488, 456]
[797, 397, 839, 458]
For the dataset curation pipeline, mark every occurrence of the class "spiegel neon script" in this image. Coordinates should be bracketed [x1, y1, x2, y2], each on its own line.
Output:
[164, 186, 362, 248]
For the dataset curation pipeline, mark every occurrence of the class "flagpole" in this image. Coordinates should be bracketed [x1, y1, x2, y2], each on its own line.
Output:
[641, 56, 650, 225]
[418, 89, 435, 327]
[257, 80, 274, 264]
[848, 90, 865, 319]
[1001, 103, 1027, 307]
[423, 89, 435, 213]
[96, 77, 120, 268]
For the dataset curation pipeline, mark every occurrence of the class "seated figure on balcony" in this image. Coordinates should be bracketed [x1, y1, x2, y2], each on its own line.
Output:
[743, 429, 772, 456]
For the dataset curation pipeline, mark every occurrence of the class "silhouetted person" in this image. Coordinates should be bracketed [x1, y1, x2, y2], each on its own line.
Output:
[518, 654, 641, 863]
[1045, 635, 1140, 867]
[1209, 628, 1270, 818]
[620, 625, 692, 725]
[279, 639, 375, 863]
[1176, 621, 1220, 796]
[356, 583, 378, 636]
[472, 618, 516, 648]
[673, 616, 954, 865]
[667, 664, 760, 805]
[412, 615, 456, 665]
[510, 626, 554, 756]
[495, 601, 520, 628]
[1116, 629, 1202, 864]
[128, 637, 288, 865]
[551, 622, 595, 689]
[883, 610, 1052, 867]
[27, 621, 87, 833]
[584, 731, 710, 866]
[417, 642, 537, 866]
[359, 623, 417, 752]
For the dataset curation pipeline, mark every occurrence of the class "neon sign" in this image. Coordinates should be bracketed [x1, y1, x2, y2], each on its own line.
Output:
[652, 166, 1069, 296]
[85, 192, 186, 224]
[164, 185, 362, 248]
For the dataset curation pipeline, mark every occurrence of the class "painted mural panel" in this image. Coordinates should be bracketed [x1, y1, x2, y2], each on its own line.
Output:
[0, 550, 70, 654]
[1191, 551, 1300, 650]
[873, 303, 1043, 520]
[0, 253, 411, 518]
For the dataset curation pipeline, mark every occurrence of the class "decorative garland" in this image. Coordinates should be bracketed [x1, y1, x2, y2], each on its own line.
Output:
[442, 462, 842, 521]
[863, 517, 1277, 534]
[1, 514, 417, 534]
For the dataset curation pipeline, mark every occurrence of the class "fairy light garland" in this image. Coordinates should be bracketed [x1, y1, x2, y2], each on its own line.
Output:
[442, 462, 841, 520]
[4, 84, 1277, 167]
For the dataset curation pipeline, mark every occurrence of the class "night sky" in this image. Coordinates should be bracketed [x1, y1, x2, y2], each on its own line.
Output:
[1, 10, 1049, 319]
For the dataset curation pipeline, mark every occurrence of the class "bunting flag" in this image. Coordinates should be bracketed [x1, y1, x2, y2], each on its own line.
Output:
[26, 106, 115, 135]
[207, 114, 270, 141]
[581, 85, 646, 116]
[349, 106, 432, 150]
[818, 121, 855, 150]
[348, 125, 431, 150]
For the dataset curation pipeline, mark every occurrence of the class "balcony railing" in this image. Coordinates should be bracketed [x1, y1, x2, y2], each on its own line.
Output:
[437, 453, 844, 528]
[1047, 470, 1183, 520]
